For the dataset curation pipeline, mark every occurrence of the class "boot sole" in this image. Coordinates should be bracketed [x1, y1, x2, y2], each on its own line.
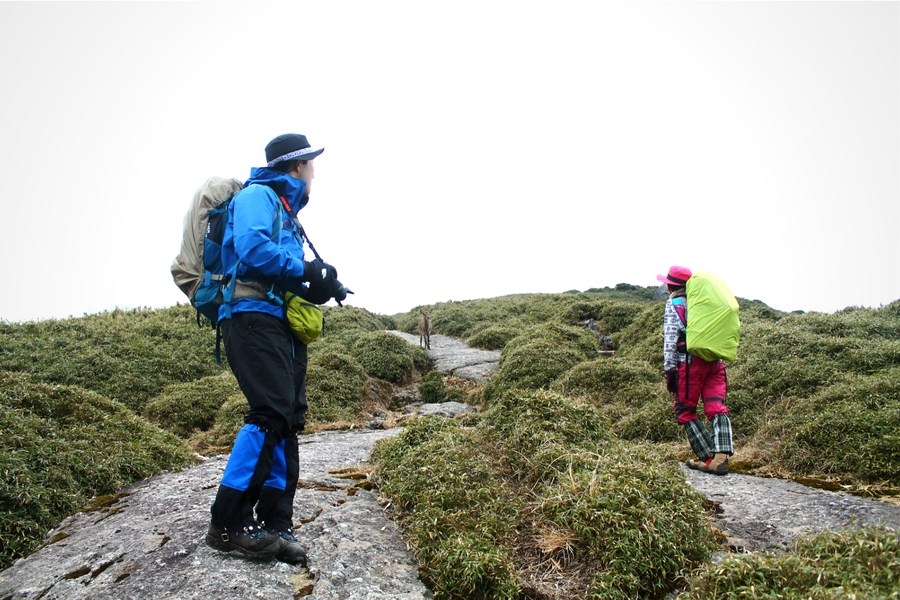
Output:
[206, 533, 233, 553]
[275, 548, 308, 566]
[206, 534, 282, 557]
[698, 467, 729, 476]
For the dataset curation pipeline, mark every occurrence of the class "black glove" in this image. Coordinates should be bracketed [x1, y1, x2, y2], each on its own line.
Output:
[298, 284, 331, 305]
[331, 280, 354, 304]
[665, 370, 678, 394]
[300, 259, 337, 287]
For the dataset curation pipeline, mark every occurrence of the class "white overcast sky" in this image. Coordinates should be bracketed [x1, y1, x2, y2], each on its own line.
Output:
[0, 1, 897, 323]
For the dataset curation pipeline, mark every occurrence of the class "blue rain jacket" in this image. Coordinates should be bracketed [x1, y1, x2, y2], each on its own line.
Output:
[217, 167, 310, 320]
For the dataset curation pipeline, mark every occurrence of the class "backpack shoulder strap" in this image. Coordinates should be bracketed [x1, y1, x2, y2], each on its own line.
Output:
[671, 296, 687, 326]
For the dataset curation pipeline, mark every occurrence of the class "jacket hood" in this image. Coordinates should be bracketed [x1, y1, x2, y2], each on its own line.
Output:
[245, 167, 309, 211]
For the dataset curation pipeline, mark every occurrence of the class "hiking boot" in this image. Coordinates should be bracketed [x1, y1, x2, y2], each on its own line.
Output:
[267, 528, 308, 566]
[206, 523, 285, 557]
[684, 457, 704, 470]
[698, 453, 729, 476]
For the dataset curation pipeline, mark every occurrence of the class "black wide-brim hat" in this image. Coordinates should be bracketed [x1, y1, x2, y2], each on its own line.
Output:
[265, 133, 324, 166]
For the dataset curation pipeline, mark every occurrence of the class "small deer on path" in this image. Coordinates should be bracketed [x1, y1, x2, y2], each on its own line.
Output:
[418, 310, 432, 350]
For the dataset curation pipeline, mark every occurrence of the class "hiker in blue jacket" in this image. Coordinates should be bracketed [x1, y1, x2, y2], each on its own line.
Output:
[205, 133, 348, 564]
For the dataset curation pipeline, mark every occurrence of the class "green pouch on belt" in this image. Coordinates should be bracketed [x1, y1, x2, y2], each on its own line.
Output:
[284, 291, 324, 344]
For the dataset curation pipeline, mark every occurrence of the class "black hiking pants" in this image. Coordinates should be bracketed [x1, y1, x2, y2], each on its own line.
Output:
[210, 311, 307, 533]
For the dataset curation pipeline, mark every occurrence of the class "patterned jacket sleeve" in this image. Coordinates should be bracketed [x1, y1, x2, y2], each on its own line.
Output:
[663, 299, 680, 372]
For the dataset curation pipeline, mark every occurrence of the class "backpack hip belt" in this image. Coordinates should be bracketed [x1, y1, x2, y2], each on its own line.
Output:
[230, 279, 283, 303]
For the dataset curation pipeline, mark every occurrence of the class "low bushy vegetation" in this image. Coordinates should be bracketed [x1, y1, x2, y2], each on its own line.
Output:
[375, 294, 900, 598]
[349, 330, 427, 384]
[394, 288, 659, 341]
[402, 295, 900, 487]
[0, 305, 222, 412]
[465, 325, 519, 350]
[0, 371, 192, 567]
[305, 350, 369, 425]
[143, 371, 242, 437]
[189, 394, 247, 453]
[490, 323, 600, 391]
[418, 370, 447, 403]
[3, 285, 899, 600]
[373, 390, 717, 599]
[683, 527, 900, 599]
[372, 417, 522, 599]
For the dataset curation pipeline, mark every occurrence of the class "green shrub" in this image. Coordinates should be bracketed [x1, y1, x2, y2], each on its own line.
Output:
[728, 308, 900, 441]
[505, 322, 600, 358]
[582, 284, 660, 303]
[423, 533, 520, 600]
[729, 321, 849, 403]
[394, 292, 658, 345]
[321, 305, 387, 337]
[610, 303, 665, 366]
[0, 371, 192, 568]
[373, 390, 717, 599]
[802, 305, 900, 340]
[0, 305, 224, 412]
[552, 358, 658, 405]
[494, 340, 585, 391]
[682, 527, 900, 599]
[419, 371, 447, 403]
[481, 389, 614, 483]
[466, 326, 519, 350]
[546, 446, 716, 599]
[143, 372, 241, 437]
[372, 418, 522, 599]
[306, 350, 369, 425]
[351, 331, 425, 384]
[491, 324, 600, 392]
[404, 302, 509, 339]
[549, 358, 681, 442]
[189, 395, 247, 452]
[773, 370, 900, 482]
[445, 388, 466, 404]
[483, 392, 715, 598]
[558, 299, 646, 334]
[613, 395, 682, 442]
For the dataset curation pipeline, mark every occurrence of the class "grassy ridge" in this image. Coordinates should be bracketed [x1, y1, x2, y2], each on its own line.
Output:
[2, 289, 899, 598]
[397, 292, 900, 487]
[375, 291, 900, 598]
[0, 371, 192, 566]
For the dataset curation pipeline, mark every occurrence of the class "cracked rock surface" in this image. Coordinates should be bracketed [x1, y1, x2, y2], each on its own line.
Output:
[681, 465, 900, 553]
[0, 429, 433, 600]
[389, 332, 500, 382]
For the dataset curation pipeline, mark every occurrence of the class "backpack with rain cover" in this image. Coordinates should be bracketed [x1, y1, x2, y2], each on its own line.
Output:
[685, 271, 740, 362]
[171, 176, 286, 362]
[171, 176, 245, 327]
[172, 176, 325, 361]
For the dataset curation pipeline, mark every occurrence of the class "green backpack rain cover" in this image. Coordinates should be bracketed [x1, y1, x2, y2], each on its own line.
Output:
[685, 271, 740, 362]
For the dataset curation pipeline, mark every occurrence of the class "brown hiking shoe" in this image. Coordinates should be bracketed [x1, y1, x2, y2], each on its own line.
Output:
[684, 457, 704, 470]
[206, 523, 285, 557]
[698, 453, 729, 476]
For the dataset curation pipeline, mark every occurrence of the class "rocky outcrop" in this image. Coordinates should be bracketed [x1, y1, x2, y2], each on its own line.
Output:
[682, 465, 900, 553]
[0, 429, 433, 600]
[389, 332, 499, 382]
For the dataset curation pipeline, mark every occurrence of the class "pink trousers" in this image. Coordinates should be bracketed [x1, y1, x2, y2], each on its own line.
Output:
[674, 357, 728, 425]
